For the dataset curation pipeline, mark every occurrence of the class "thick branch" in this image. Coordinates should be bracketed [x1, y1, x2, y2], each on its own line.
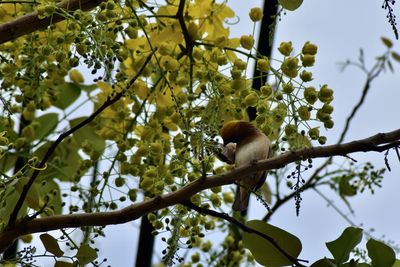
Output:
[1, 128, 399, 252]
[7, 49, 156, 226]
[0, 0, 106, 44]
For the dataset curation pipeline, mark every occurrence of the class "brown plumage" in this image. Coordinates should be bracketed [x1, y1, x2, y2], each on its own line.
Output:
[220, 120, 272, 211]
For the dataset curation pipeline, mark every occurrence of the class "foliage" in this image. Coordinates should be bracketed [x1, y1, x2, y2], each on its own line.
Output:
[0, 0, 399, 266]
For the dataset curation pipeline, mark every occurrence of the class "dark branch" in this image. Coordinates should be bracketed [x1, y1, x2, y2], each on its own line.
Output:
[1, 128, 400, 252]
[0, 0, 107, 44]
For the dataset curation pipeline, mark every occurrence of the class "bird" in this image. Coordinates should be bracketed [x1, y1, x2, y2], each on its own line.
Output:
[220, 120, 272, 211]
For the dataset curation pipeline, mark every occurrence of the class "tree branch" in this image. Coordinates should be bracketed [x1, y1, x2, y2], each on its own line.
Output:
[7, 49, 156, 226]
[0, 0, 106, 45]
[182, 201, 306, 267]
[1, 128, 399, 252]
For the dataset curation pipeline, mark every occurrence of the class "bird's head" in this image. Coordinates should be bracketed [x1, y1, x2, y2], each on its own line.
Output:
[220, 120, 260, 146]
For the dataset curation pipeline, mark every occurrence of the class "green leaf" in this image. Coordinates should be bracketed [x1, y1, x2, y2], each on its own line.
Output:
[339, 176, 357, 197]
[80, 84, 98, 93]
[278, 0, 303, 11]
[0, 184, 27, 224]
[75, 244, 97, 265]
[259, 182, 272, 204]
[326, 227, 363, 264]
[0, 153, 17, 173]
[243, 220, 302, 267]
[21, 179, 41, 210]
[366, 238, 395, 267]
[35, 113, 58, 140]
[310, 258, 336, 267]
[391, 52, 400, 63]
[54, 261, 74, 267]
[40, 233, 64, 257]
[54, 83, 81, 109]
[40, 180, 62, 216]
[342, 262, 371, 267]
[33, 141, 81, 182]
[392, 260, 400, 267]
[381, 37, 393, 48]
[70, 117, 106, 155]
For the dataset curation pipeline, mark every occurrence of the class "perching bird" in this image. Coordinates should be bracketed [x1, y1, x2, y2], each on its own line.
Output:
[220, 120, 272, 211]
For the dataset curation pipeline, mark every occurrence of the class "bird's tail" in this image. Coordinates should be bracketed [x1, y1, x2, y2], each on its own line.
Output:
[232, 188, 250, 212]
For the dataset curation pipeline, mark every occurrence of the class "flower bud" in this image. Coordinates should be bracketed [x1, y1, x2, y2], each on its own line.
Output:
[285, 124, 297, 136]
[278, 41, 293, 56]
[298, 106, 311, 120]
[240, 35, 254, 50]
[321, 103, 334, 114]
[281, 57, 299, 78]
[261, 84, 273, 96]
[257, 58, 270, 72]
[282, 82, 294, 94]
[318, 85, 334, 103]
[308, 127, 320, 140]
[301, 54, 315, 67]
[244, 92, 259, 107]
[324, 119, 334, 129]
[300, 70, 313, 82]
[316, 109, 331, 122]
[304, 86, 318, 104]
[249, 7, 263, 22]
[302, 41, 318, 55]
[318, 136, 327, 145]
[234, 59, 247, 70]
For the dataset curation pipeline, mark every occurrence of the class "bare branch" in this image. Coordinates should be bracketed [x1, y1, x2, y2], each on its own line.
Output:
[1, 128, 399, 252]
[0, 0, 106, 44]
